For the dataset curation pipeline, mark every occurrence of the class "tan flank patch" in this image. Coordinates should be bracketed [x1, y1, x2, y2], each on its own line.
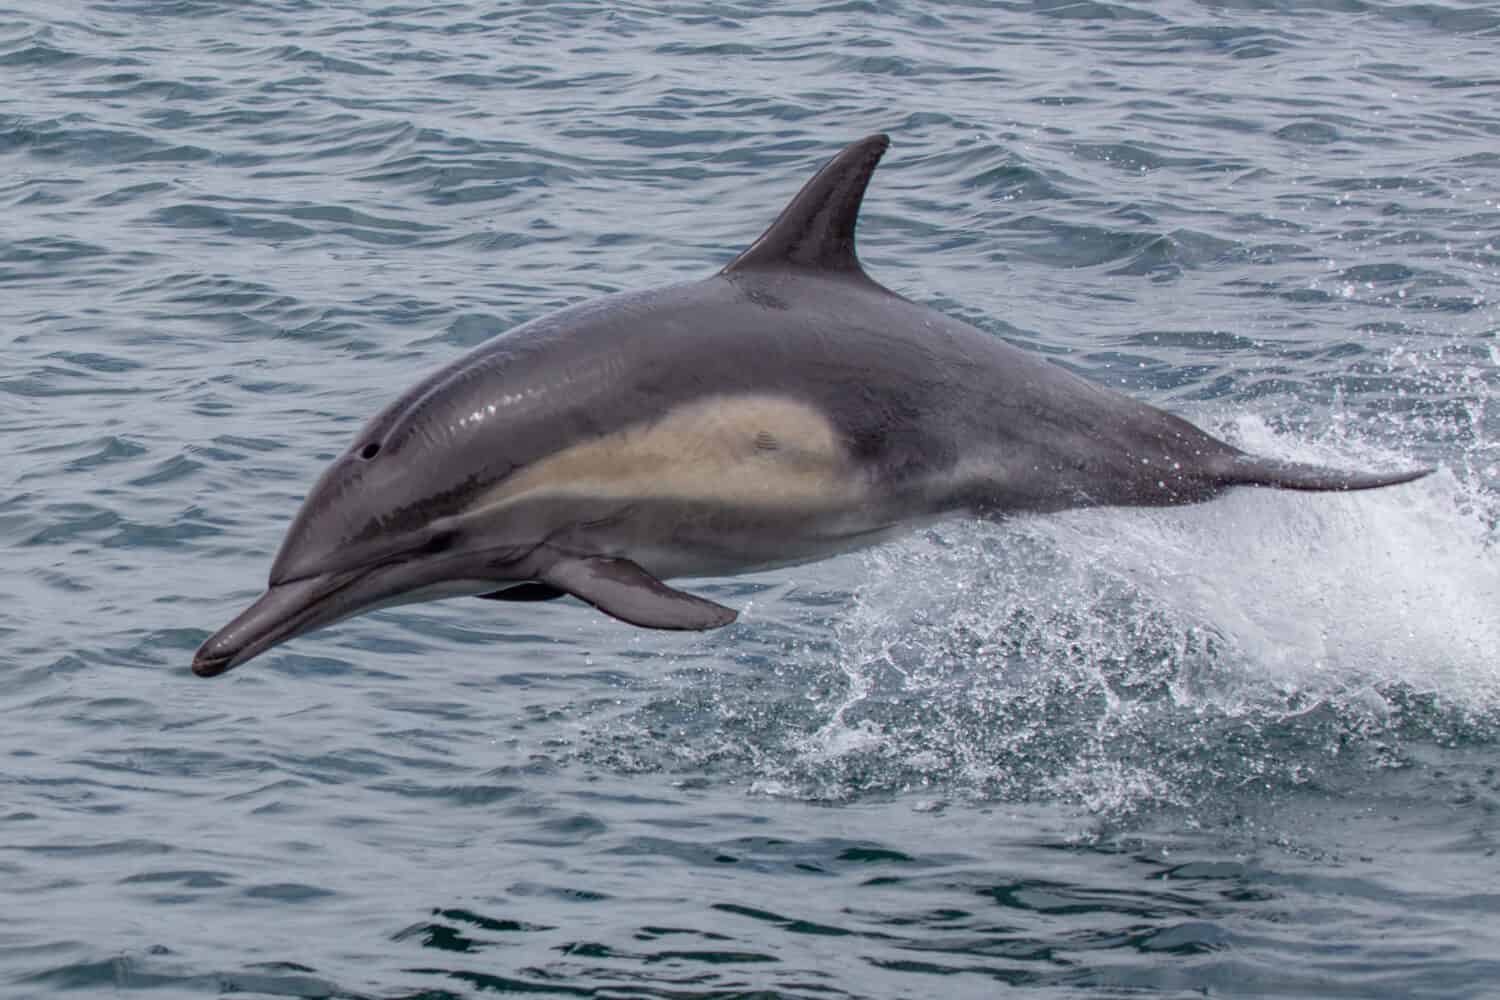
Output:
[477, 394, 862, 512]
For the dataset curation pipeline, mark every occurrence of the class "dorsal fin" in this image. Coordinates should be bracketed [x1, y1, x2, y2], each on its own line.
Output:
[722, 133, 889, 277]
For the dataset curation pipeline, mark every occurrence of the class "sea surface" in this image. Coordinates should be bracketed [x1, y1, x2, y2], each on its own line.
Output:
[3, 1, 1499, 997]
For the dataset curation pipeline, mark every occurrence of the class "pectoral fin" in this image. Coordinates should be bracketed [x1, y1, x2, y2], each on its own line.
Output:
[541, 557, 738, 631]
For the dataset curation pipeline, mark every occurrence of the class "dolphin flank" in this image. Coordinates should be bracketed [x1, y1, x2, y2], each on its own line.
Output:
[193, 134, 1431, 677]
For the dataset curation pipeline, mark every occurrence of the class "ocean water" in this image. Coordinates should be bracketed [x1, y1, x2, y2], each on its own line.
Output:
[3, 0, 1498, 996]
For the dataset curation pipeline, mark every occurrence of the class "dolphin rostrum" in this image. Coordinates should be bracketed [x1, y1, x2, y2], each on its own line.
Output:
[193, 134, 1430, 677]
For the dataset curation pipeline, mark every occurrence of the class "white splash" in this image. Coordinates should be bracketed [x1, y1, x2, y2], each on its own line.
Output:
[789, 412, 1500, 813]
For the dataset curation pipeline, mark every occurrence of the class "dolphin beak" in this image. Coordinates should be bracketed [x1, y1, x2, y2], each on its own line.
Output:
[193, 572, 353, 677]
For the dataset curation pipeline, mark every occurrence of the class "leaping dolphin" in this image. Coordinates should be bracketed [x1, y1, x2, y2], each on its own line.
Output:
[193, 134, 1430, 677]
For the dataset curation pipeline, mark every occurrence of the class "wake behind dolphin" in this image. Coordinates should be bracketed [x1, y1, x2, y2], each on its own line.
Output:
[193, 135, 1430, 677]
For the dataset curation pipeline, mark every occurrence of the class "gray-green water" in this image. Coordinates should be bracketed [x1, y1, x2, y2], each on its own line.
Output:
[3, 2, 1498, 997]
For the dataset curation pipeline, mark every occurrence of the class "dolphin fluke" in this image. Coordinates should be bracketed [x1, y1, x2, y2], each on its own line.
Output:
[1218, 455, 1433, 493]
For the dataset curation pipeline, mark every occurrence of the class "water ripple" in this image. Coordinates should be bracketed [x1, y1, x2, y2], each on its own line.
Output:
[0, 0, 1496, 997]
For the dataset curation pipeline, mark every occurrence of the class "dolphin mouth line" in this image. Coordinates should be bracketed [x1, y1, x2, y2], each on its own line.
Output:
[190, 651, 235, 678]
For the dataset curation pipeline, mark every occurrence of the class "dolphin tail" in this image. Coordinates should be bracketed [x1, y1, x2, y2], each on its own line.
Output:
[1215, 454, 1433, 493]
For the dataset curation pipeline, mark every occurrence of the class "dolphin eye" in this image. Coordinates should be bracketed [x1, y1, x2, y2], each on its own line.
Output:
[358, 442, 382, 460]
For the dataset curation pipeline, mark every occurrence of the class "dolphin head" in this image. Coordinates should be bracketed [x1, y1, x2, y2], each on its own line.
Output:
[193, 394, 539, 677]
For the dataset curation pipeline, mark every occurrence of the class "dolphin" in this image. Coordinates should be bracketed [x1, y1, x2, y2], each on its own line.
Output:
[192, 134, 1430, 677]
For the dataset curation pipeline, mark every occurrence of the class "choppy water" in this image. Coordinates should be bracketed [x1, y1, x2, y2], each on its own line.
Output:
[3, 1, 1499, 997]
